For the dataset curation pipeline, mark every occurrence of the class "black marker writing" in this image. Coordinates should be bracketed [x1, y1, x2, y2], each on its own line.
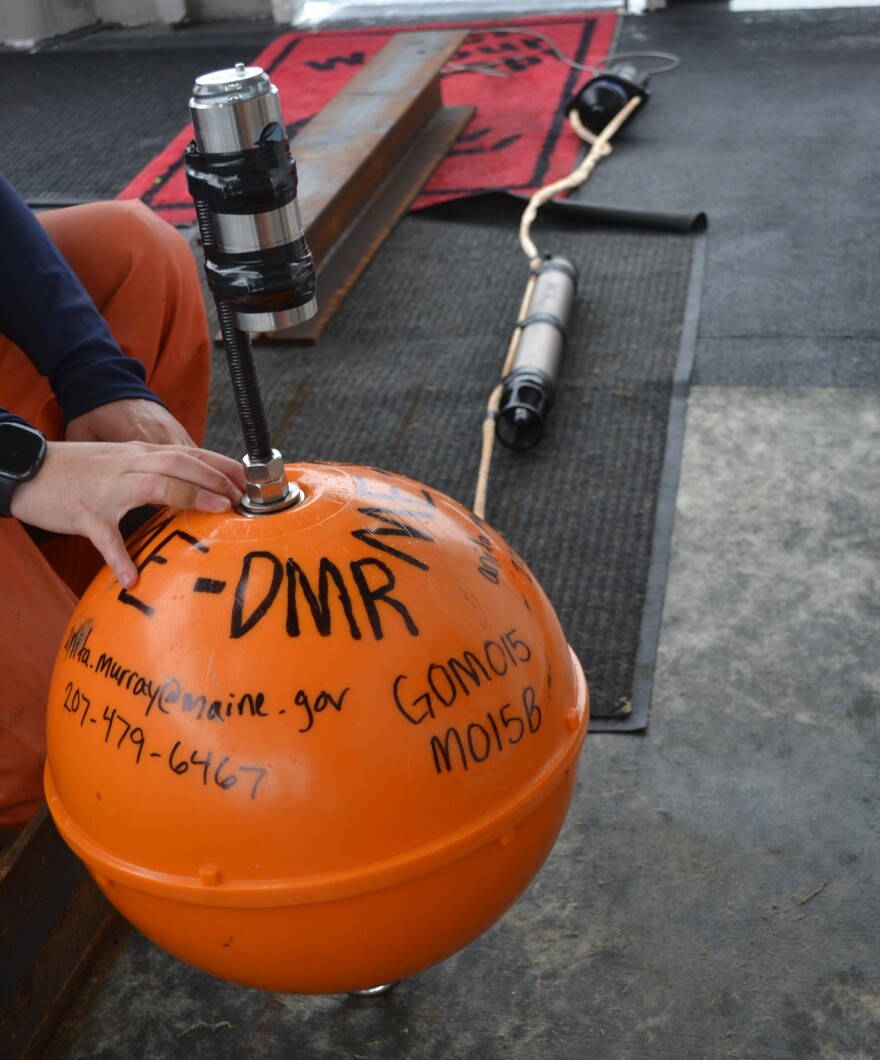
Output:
[430, 686, 542, 775]
[471, 533, 502, 585]
[63, 682, 92, 727]
[58, 686, 267, 797]
[351, 507, 433, 570]
[393, 629, 532, 726]
[231, 551, 419, 641]
[92, 651, 266, 724]
[294, 687, 349, 733]
[102, 706, 146, 764]
[168, 741, 266, 799]
[62, 622, 93, 666]
[118, 518, 208, 617]
[144, 680, 266, 723]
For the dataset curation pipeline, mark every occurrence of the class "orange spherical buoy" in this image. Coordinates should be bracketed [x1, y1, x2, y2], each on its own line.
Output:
[45, 463, 588, 994]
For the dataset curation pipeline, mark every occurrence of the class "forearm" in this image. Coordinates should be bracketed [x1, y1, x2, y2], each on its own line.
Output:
[0, 173, 160, 424]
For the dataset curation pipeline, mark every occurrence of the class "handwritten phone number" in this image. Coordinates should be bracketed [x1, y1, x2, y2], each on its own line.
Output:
[61, 682, 267, 800]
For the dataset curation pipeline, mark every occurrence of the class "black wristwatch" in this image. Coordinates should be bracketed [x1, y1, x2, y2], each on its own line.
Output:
[0, 421, 48, 518]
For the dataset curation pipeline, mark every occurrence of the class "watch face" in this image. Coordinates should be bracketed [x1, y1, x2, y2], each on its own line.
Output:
[0, 422, 47, 479]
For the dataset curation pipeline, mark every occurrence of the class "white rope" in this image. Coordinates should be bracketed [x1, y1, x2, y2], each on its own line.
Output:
[473, 273, 537, 520]
[473, 383, 504, 522]
[472, 96, 644, 519]
[519, 95, 643, 265]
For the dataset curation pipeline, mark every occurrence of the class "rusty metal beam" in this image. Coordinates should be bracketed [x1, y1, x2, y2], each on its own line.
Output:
[0, 807, 119, 1060]
[279, 103, 472, 344]
[262, 29, 474, 343]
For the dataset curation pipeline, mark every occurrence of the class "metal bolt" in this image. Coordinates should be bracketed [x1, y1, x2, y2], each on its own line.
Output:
[240, 449, 303, 514]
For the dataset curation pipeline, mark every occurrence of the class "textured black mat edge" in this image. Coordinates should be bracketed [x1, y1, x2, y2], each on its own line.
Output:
[590, 233, 704, 733]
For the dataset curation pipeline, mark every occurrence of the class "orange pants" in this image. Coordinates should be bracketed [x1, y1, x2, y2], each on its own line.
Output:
[0, 201, 211, 829]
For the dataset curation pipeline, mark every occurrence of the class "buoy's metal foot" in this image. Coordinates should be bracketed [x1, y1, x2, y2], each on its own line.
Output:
[347, 982, 400, 998]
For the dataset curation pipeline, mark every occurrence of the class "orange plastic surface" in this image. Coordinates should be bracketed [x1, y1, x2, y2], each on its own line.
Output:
[45, 463, 589, 993]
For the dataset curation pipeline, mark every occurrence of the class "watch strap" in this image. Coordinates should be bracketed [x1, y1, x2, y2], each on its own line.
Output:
[0, 474, 17, 518]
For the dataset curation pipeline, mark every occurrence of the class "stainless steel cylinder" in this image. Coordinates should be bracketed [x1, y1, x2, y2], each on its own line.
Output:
[496, 257, 578, 450]
[188, 63, 317, 333]
[190, 63, 280, 154]
[511, 259, 577, 383]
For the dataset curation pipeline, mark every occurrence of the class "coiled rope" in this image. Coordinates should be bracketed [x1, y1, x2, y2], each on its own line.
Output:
[472, 94, 644, 520]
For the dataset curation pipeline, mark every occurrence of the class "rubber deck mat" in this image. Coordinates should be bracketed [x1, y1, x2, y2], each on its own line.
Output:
[0, 35, 279, 202]
[201, 195, 697, 728]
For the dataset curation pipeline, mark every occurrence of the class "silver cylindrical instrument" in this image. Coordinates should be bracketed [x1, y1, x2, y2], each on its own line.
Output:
[496, 257, 578, 450]
[186, 63, 317, 334]
[185, 63, 317, 514]
[190, 64, 285, 154]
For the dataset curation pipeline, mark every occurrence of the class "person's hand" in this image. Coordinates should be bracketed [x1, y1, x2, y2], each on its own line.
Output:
[10, 440, 246, 589]
[66, 399, 195, 447]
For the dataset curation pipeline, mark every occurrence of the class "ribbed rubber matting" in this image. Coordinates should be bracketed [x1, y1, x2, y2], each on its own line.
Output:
[203, 195, 696, 727]
[0, 37, 277, 202]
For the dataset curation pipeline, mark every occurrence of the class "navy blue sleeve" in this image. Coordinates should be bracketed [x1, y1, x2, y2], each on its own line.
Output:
[0, 172, 162, 428]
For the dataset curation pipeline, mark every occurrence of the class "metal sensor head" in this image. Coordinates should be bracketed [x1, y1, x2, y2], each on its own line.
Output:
[185, 64, 318, 333]
[496, 375, 551, 451]
[189, 65, 287, 154]
[568, 62, 650, 136]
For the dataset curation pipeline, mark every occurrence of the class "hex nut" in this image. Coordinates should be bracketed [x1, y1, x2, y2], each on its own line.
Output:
[243, 450, 288, 504]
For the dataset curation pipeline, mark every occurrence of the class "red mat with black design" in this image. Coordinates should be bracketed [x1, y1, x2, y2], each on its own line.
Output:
[118, 13, 617, 225]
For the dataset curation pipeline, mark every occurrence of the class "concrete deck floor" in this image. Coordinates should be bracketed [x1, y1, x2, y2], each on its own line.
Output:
[13, 3, 880, 1057]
